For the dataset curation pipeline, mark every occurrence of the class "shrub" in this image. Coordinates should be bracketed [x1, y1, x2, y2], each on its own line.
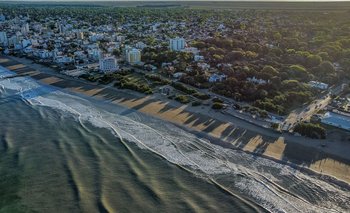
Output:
[271, 123, 279, 129]
[174, 95, 190, 104]
[294, 123, 326, 139]
[192, 101, 202, 106]
[193, 92, 210, 100]
[212, 97, 223, 103]
[212, 102, 224, 110]
[145, 74, 171, 85]
[116, 80, 153, 94]
[171, 82, 197, 95]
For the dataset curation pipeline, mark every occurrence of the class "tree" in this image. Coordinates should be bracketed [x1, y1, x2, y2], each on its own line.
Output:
[319, 61, 335, 74]
[112, 49, 121, 57]
[306, 55, 322, 67]
[289, 65, 309, 80]
[262, 65, 279, 76]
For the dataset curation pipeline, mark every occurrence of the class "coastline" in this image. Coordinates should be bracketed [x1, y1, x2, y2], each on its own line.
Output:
[1, 55, 349, 185]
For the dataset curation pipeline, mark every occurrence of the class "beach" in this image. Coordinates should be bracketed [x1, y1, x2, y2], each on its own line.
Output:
[0, 55, 349, 185]
[0, 55, 350, 212]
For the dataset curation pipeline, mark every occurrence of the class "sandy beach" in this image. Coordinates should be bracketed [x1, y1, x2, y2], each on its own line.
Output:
[1, 55, 349, 185]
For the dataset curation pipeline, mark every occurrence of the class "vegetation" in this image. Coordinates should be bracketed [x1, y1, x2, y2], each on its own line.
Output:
[294, 123, 326, 139]
[115, 80, 153, 94]
[174, 95, 190, 104]
[145, 74, 171, 85]
[192, 101, 202, 106]
[171, 82, 197, 95]
[212, 102, 224, 110]
[193, 92, 210, 100]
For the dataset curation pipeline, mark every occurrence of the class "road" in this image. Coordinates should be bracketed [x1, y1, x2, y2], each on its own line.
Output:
[281, 84, 345, 132]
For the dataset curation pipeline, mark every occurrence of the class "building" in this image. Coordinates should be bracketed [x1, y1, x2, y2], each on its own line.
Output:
[321, 111, 350, 131]
[308, 81, 328, 90]
[8, 35, 19, 47]
[55, 56, 73, 63]
[209, 74, 227, 83]
[99, 56, 119, 72]
[126, 48, 141, 64]
[0, 14, 5, 22]
[0, 32, 8, 47]
[194, 55, 204, 62]
[135, 41, 147, 50]
[21, 23, 30, 34]
[22, 39, 31, 48]
[169, 37, 185, 51]
[247, 76, 269, 85]
[58, 24, 65, 34]
[76, 31, 84, 40]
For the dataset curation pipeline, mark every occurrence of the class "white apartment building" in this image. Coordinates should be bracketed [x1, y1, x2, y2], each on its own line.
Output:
[169, 37, 185, 51]
[126, 48, 141, 64]
[99, 57, 119, 72]
[0, 32, 8, 46]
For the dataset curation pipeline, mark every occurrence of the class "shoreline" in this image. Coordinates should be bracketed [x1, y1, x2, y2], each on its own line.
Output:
[1, 55, 349, 185]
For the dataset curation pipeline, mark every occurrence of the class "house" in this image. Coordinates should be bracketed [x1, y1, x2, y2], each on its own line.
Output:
[173, 72, 185, 79]
[194, 55, 204, 62]
[135, 41, 147, 50]
[197, 62, 210, 71]
[247, 76, 268, 85]
[308, 81, 328, 90]
[144, 64, 157, 71]
[209, 74, 227, 83]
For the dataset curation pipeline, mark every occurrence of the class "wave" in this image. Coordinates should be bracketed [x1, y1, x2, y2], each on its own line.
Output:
[0, 66, 349, 213]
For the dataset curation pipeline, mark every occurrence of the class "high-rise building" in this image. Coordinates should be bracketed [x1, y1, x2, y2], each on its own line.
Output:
[21, 23, 30, 35]
[126, 48, 141, 64]
[169, 37, 185, 51]
[99, 56, 119, 72]
[58, 24, 65, 34]
[0, 32, 8, 47]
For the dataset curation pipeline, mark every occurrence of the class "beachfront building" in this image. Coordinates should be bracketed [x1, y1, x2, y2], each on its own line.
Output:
[99, 56, 119, 72]
[321, 111, 350, 131]
[169, 37, 185, 51]
[126, 48, 141, 64]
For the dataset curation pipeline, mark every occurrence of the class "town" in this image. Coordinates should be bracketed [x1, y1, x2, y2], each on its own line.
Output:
[0, 5, 349, 140]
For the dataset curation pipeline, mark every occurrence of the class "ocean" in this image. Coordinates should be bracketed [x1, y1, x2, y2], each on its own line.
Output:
[0, 66, 349, 213]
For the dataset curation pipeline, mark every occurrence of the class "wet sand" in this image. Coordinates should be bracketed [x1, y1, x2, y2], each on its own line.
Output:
[0, 55, 349, 185]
